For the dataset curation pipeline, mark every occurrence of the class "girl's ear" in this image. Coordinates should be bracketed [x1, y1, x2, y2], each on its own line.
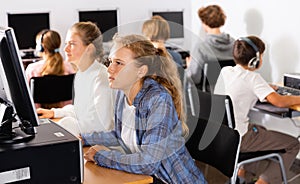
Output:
[86, 43, 96, 55]
[137, 65, 148, 78]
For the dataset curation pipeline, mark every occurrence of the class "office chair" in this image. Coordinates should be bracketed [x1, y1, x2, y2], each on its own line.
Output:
[201, 59, 236, 92]
[30, 74, 75, 107]
[186, 118, 241, 179]
[193, 90, 287, 184]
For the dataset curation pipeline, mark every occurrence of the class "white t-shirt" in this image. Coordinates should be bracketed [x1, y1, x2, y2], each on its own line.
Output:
[53, 61, 114, 135]
[214, 64, 274, 136]
[121, 98, 139, 153]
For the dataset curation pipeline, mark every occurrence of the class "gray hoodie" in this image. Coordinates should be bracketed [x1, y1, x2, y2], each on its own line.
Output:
[186, 32, 235, 86]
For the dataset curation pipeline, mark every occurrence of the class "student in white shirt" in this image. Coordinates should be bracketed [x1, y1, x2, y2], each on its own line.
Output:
[37, 22, 114, 135]
[215, 36, 300, 184]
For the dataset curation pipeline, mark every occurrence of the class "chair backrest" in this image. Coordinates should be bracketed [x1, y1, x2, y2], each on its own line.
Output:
[202, 59, 236, 92]
[30, 74, 75, 104]
[184, 82, 236, 143]
[186, 118, 240, 178]
[185, 89, 240, 177]
[198, 90, 236, 129]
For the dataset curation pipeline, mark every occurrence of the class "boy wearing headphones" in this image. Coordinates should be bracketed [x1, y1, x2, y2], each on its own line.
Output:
[215, 36, 300, 184]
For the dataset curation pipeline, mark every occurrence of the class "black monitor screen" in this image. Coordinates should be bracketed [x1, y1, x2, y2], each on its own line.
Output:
[0, 27, 39, 142]
[7, 13, 50, 50]
[79, 10, 118, 42]
[152, 11, 184, 38]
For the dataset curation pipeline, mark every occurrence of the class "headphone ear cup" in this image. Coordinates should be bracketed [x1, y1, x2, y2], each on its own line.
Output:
[37, 30, 48, 52]
[247, 52, 260, 69]
[248, 58, 259, 68]
[35, 44, 44, 53]
[39, 44, 44, 52]
[254, 58, 260, 68]
[248, 57, 259, 69]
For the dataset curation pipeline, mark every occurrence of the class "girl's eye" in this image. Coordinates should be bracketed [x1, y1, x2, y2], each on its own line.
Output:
[116, 61, 122, 65]
[108, 59, 124, 66]
[65, 42, 75, 46]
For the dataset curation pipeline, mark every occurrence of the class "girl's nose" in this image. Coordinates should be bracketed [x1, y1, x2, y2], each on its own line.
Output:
[64, 44, 69, 52]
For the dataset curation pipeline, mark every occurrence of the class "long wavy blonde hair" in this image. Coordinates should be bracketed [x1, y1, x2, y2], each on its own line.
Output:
[111, 34, 188, 137]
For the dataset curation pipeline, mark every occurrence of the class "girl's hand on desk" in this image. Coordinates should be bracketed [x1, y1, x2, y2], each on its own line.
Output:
[36, 108, 54, 118]
[84, 145, 110, 163]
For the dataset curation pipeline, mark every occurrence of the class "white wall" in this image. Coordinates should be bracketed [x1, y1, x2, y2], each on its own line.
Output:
[2, 1, 299, 83]
[192, 0, 300, 83]
[0, 0, 192, 51]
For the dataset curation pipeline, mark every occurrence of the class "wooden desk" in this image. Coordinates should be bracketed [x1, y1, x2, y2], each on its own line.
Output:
[83, 147, 153, 184]
[289, 104, 300, 111]
[50, 118, 61, 122]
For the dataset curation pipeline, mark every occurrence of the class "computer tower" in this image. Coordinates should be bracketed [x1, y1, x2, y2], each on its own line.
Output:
[0, 120, 83, 184]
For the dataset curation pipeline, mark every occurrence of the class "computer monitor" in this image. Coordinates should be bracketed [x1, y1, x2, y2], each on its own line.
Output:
[152, 10, 184, 47]
[7, 12, 50, 58]
[78, 9, 118, 42]
[0, 27, 39, 144]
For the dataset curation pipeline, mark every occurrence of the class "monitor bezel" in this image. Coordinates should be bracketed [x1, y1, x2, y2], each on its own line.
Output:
[0, 27, 39, 129]
[150, 9, 185, 49]
[78, 8, 119, 43]
[7, 12, 50, 51]
[151, 9, 184, 38]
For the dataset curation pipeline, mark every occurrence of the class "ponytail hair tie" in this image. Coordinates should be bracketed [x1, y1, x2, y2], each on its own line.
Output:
[155, 47, 167, 57]
[155, 48, 163, 56]
[54, 48, 60, 53]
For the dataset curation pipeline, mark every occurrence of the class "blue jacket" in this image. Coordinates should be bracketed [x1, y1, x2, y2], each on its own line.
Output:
[82, 78, 207, 184]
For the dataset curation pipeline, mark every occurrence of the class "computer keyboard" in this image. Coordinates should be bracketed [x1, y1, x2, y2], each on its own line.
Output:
[275, 85, 300, 96]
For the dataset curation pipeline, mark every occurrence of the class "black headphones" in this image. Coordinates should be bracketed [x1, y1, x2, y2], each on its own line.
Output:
[238, 37, 260, 69]
[37, 30, 49, 52]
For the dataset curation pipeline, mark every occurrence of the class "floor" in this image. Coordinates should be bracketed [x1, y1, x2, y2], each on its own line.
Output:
[196, 159, 300, 184]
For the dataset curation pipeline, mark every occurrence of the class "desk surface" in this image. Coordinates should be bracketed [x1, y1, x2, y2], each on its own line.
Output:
[253, 102, 292, 118]
[253, 100, 300, 118]
[289, 104, 300, 111]
[83, 147, 153, 184]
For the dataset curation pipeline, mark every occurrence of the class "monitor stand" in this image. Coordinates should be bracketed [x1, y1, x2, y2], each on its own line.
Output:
[0, 105, 35, 144]
[0, 127, 35, 144]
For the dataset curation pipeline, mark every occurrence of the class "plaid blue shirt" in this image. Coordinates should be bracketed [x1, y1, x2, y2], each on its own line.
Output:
[82, 78, 207, 184]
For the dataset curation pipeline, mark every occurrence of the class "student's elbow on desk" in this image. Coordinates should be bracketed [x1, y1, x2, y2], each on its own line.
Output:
[266, 92, 300, 107]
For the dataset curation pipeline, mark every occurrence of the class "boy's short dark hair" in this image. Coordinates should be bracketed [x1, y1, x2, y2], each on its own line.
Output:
[198, 5, 226, 28]
[233, 36, 265, 66]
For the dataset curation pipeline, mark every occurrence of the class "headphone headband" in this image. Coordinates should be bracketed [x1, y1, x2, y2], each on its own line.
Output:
[238, 37, 260, 69]
[40, 30, 49, 44]
[238, 37, 259, 53]
[38, 30, 49, 52]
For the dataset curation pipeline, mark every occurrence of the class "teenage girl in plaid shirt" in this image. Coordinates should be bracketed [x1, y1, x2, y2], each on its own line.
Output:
[81, 34, 207, 184]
